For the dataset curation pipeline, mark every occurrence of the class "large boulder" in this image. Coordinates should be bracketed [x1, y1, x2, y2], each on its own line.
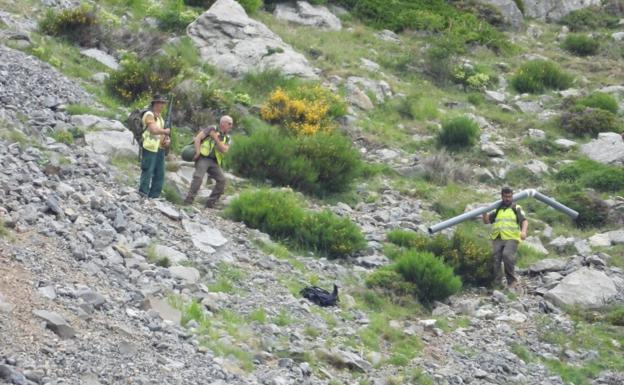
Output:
[580, 132, 624, 165]
[187, 0, 318, 79]
[545, 267, 618, 309]
[523, 0, 602, 21]
[84, 130, 138, 160]
[474, 0, 523, 29]
[274, 1, 342, 30]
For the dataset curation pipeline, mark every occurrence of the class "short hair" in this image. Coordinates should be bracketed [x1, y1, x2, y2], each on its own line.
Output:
[501, 186, 513, 195]
[220, 115, 233, 125]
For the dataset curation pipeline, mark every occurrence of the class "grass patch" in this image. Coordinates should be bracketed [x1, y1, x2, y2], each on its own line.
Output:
[65, 104, 119, 119]
[247, 308, 267, 324]
[208, 263, 245, 294]
[144, 242, 171, 267]
[273, 309, 293, 327]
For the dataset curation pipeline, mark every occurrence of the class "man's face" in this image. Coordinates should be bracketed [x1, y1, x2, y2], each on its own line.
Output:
[220, 120, 233, 133]
[153, 101, 166, 113]
[501, 192, 513, 206]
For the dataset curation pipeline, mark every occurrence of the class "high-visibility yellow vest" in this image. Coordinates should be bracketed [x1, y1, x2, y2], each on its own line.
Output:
[142, 111, 164, 153]
[200, 132, 230, 166]
[490, 206, 521, 241]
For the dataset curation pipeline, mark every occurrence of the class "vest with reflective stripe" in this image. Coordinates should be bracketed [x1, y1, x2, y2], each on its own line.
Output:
[490, 207, 521, 241]
[142, 112, 164, 153]
[200, 133, 230, 166]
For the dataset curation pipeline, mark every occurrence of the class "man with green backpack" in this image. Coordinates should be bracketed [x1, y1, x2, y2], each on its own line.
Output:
[183, 115, 233, 208]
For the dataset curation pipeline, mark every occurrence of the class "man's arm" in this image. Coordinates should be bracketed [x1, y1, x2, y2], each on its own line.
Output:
[209, 130, 229, 153]
[192, 130, 207, 161]
[145, 115, 169, 135]
[482, 211, 491, 224]
[520, 219, 528, 240]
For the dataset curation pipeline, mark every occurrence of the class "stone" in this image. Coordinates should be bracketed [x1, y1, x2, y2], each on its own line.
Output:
[0, 364, 27, 385]
[545, 267, 618, 309]
[525, 159, 549, 176]
[376, 29, 400, 43]
[523, 236, 548, 255]
[154, 244, 188, 265]
[75, 287, 106, 309]
[580, 132, 624, 165]
[516, 101, 543, 114]
[574, 240, 591, 256]
[84, 130, 138, 160]
[608, 229, 624, 244]
[495, 309, 527, 323]
[527, 128, 546, 140]
[360, 58, 380, 72]
[168, 266, 201, 285]
[522, 0, 602, 21]
[549, 236, 574, 250]
[155, 201, 181, 220]
[187, 0, 318, 79]
[559, 88, 582, 98]
[481, 142, 504, 157]
[80, 48, 119, 70]
[274, 1, 341, 31]
[38, 285, 57, 300]
[143, 297, 181, 325]
[554, 138, 577, 149]
[529, 258, 567, 274]
[474, 0, 523, 29]
[32, 310, 76, 339]
[0, 293, 13, 314]
[71, 115, 126, 131]
[589, 233, 612, 247]
[485, 90, 506, 103]
[346, 84, 374, 110]
[612, 32, 624, 41]
[454, 299, 479, 316]
[183, 220, 227, 251]
[316, 348, 371, 372]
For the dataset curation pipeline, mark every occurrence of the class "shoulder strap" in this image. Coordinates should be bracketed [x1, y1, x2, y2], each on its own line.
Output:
[494, 203, 520, 225]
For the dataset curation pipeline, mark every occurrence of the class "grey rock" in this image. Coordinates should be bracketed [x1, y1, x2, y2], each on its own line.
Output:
[516, 100, 543, 114]
[38, 285, 57, 300]
[155, 201, 182, 220]
[588, 233, 611, 247]
[316, 348, 371, 372]
[187, 0, 318, 79]
[485, 90, 506, 103]
[76, 287, 106, 309]
[113, 209, 127, 232]
[554, 138, 577, 149]
[545, 267, 618, 309]
[183, 220, 227, 251]
[474, 0, 523, 29]
[608, 229, 624, 244]
[80, 48, 119, 70]
[0, 293, 13, 314]
[154, 244, 188, 265]
[481, 142, 505, 157]
[574, 240, 591, 256]
[45, 195, 63, 216]
[84, 130, 138, 160]
[143, 297, 181, 325]
[454, 299, 479, 316]
[580, 132, 624, 165]
[0, 364, 27, 385]
[523, 0, 601, 21]
[612, 31, 624, 41]
[527, 128, 546, 139]
[376, 29, 400, 43]
[529, 258, 567, 273]
[346, 84, 374, 110]
[524, 236, 549, 255]
[91, 72, 109, 83]
[71, 115, 126, 131]
[168, 266, 201, 285]
[525, 159, 549, 176]
[32, 309, 76, 339]
[274, 1, 341, 30]
[360, 58, 380, 72]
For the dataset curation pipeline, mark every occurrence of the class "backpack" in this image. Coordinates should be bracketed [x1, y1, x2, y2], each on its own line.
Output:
[300, 284, 339, 307]
[494, 203, 521, 226]
[126, 107, 151, 146]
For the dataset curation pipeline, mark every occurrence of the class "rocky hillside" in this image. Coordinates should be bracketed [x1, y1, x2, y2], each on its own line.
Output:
[1, 1, 624, 385]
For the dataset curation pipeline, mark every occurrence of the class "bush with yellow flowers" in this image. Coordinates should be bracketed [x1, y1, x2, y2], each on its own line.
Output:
[39, 5, 104, 47]
[260, 85, 346, 136]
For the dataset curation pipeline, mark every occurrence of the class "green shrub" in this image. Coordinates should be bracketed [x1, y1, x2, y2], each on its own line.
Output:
[424, 38, 460, 84]
[387, 226, 494, 287]
[558, 189, 609, 228]
[229, 126, 361, 196]
[107, 52, 183, 102]
[237, 0, 263, 14]
[560, 107, 620, 137]
[226, 189, 305, 239]
[365, 268, 418, 297]
[578, 92, 618, 114]
[438, 116, 480, 151]
[525, 138, 560, 156]
[511, 60, 573, 94]
[556, 158, 624, 192]
[606, 305, 624, 326]
[394, 250, 461, 303]
[151, 0, 200, 32]
[560, 7, 619, 31]
[184, 0, 216, 6]
[51, 129, 74, 145]
[562, 34, 600, 56]
[39, 5, 103, 47]
[226, 189, 365, 258]
[452, 64, 493, 91]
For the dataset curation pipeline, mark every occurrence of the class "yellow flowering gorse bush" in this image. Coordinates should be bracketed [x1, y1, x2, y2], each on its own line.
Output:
[260, 85, 344, 136]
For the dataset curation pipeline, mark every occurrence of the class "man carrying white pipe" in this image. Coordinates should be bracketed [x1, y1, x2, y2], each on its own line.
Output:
[482, 187, 529, 288]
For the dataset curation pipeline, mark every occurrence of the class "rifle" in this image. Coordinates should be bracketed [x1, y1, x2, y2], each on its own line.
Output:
[161, 94, 174, 150]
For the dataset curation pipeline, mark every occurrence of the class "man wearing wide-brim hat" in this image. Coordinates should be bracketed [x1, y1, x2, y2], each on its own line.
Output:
[139, 93, 171, 198]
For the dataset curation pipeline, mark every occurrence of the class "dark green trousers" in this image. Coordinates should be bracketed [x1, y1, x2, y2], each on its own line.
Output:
[139, 148, 165, 198]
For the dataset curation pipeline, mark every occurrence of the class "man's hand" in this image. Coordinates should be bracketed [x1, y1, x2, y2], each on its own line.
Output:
[163, 128, 171, 135]
[192, 152, 200, 161]
[520, 231, 527, 240]
[161, 136, 171, 148]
